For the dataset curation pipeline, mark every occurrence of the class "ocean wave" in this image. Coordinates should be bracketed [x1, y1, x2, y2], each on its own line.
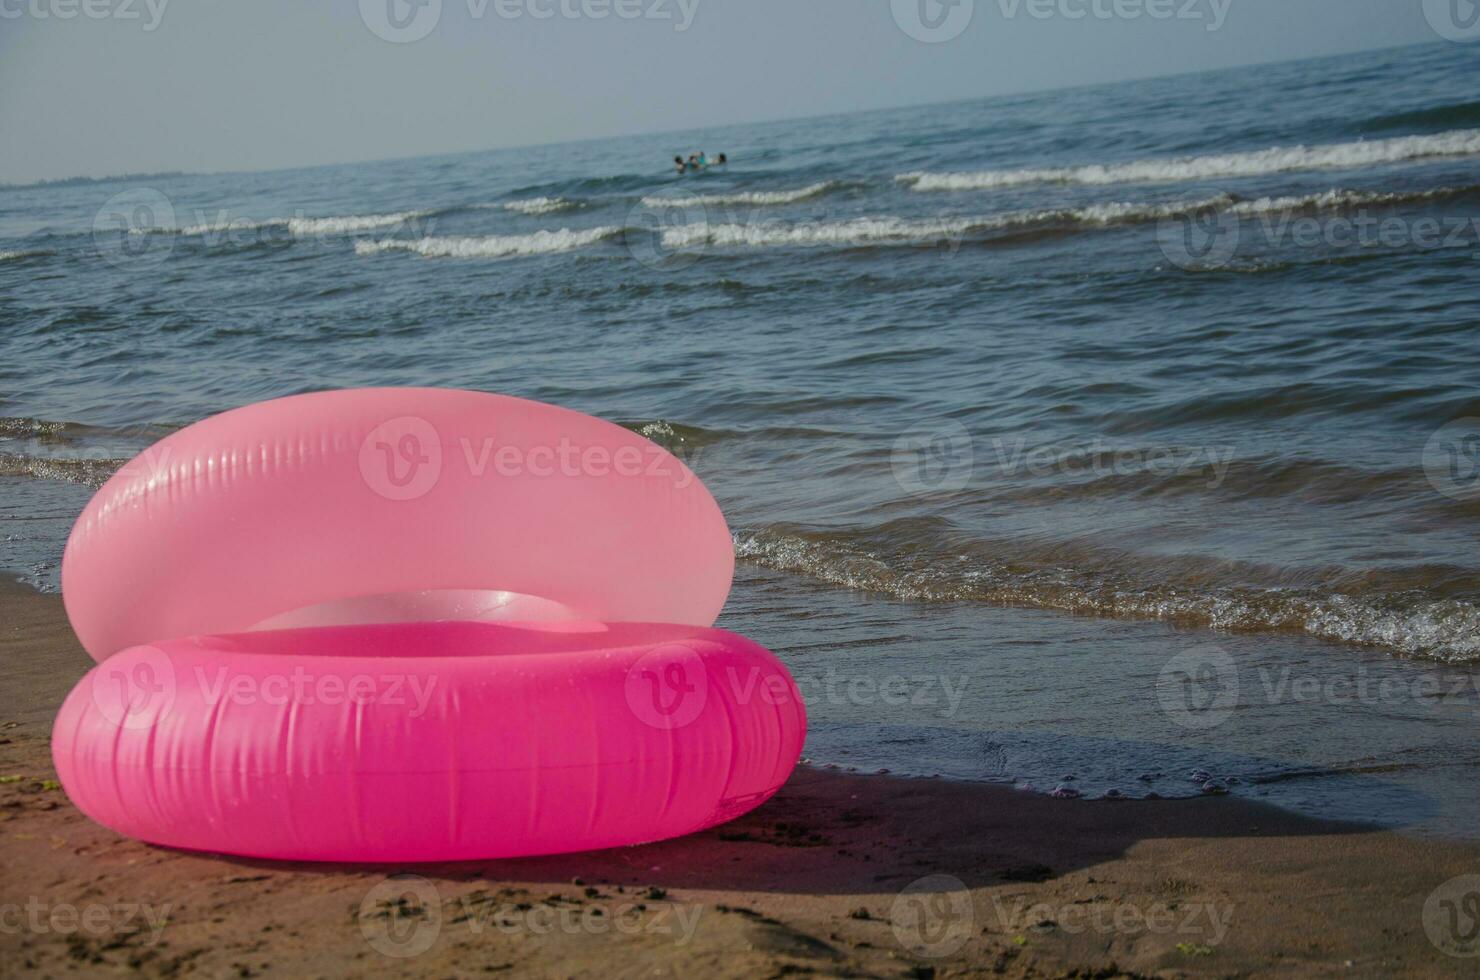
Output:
[354, 226, 624, 259]
[1228, 184, 1480, 216]
[657, 196, 1228, 249]
[285, 211, 433, 235]
[657, 185, 1477, 251]
[897, 129, 1480, 191]
[502, 196, 583, 215]
[0, 451, 121, 488]
[0, 416, 89, 439]
[660, 214, 993, 249]
[734, 525, 1480, 663]
[138, 210, 433, 237]
[0, 248, 54, 263]
[1358, 100, 1480, 134]
[640, 181, 845, 209]
[654, 203, 1178, 249]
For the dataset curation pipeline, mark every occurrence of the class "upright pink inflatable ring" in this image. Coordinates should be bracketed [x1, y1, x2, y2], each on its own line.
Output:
[52, 388, 806, 862]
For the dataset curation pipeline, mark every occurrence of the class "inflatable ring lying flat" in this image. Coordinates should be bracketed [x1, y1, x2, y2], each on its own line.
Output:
[53, 388, 806, 862]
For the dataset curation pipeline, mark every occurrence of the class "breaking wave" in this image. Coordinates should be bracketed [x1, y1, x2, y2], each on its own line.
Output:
[0, 248, 52, 263]
[501, 196, 584, 215]
[735, 525, 1480, 663]
[658, 186, 1462, 250]
[354, 226, 625, 259]
[897, 129, 1480, 190]
[640, 181, 847, 209]
[136, 210, 434, 237]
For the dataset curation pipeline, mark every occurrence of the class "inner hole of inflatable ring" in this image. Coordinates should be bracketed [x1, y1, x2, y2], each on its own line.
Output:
[247, 589, 610, 636]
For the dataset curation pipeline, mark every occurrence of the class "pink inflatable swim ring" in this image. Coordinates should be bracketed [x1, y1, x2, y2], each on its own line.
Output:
[53, 388, 806, 862]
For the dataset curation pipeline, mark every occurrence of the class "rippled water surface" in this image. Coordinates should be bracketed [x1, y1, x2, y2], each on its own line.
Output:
[4, 41, 1479, 834]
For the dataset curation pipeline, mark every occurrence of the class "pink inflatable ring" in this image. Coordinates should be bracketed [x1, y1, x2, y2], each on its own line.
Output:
[53, 388, 806, 862]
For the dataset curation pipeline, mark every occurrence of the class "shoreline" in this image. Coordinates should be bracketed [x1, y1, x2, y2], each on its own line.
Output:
[5, 580, 1480, 976]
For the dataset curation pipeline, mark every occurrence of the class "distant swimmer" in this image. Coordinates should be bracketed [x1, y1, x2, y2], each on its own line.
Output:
[673, 151, 727, 173]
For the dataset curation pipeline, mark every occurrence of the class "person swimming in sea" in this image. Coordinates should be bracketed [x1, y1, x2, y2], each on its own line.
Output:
[675, 152, 726, 173]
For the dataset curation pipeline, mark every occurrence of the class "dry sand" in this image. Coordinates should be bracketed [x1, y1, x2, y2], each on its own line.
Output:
[4, 579, 1479, 978]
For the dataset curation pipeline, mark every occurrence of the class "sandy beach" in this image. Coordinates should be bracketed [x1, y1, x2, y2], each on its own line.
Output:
[5, 579, 1478, 979]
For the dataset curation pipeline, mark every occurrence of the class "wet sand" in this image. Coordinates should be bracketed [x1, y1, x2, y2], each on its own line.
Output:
[4, 579, 1479, 978]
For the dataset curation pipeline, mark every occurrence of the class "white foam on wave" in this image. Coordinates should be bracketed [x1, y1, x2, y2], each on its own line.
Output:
[898, 129, 1480, 191]
[641, 181, 842, 209]
[659, 196, 1233, 249]
[140, 210, 432, 237]
[659, 186, 1469, 250]
[285, 211, 432, 235]
[1227, 185, 1466, 215]
[0, 248, 51, 263]
[501, 196, 581, 215]
[735, 528, 1480, 663]
[354, 226, 623, 259]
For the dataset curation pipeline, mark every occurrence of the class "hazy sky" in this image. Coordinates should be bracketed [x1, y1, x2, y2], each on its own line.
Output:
[0, 0, 1454, 184]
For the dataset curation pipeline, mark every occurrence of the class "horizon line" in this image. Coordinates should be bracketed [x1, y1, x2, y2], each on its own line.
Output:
[0, 36, 1443, 191]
